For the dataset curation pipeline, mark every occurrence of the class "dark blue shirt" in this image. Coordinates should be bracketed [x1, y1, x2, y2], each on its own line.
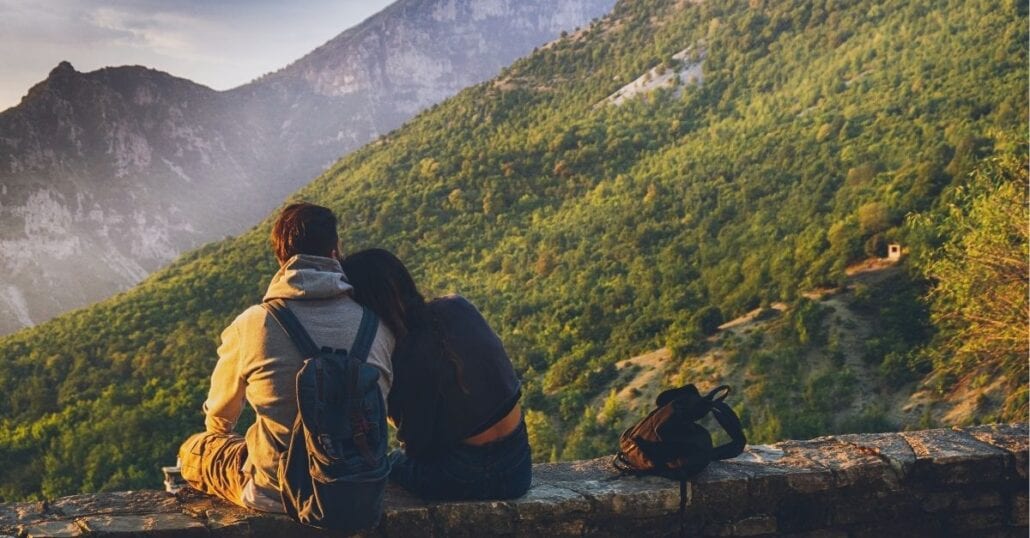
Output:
[387, 295, 521, 460]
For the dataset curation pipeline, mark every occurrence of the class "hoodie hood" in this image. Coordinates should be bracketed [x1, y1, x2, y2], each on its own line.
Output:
[263, 254, 353, 302]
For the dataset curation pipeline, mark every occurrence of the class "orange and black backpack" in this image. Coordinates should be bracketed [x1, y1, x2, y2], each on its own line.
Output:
[614, 384, 747, 535]
[614, 384, 746, 479]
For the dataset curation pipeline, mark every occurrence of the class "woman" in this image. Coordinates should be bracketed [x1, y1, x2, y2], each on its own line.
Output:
[339, 249, 531, 500]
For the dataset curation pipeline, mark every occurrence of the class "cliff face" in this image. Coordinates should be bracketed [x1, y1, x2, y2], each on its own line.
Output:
[0, 0, 616, 335]
[0, 62, 259, 334]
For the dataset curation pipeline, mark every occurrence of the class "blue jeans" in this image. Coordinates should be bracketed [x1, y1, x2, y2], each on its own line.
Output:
[389, 419, 532, 501]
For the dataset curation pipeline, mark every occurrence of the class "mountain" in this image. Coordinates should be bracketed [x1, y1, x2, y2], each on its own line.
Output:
[229, 0, 619, 188]
[0, 0, 1025, 501]
[0, 0, 617, 336]
[0, 63, 263, 334]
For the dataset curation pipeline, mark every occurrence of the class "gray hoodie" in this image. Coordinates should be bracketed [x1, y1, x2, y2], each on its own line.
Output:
[203, 254, 394, 511]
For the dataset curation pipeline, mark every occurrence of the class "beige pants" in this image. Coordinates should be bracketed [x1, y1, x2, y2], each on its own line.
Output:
[178, 432, 250, 508]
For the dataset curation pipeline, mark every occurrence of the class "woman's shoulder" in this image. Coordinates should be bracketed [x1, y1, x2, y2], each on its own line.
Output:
[428, 294, 493, 327]
[428, 294, 477, 313]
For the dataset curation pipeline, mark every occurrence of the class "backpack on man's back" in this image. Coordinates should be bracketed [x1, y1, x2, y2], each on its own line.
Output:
[263, 298, 390, 532]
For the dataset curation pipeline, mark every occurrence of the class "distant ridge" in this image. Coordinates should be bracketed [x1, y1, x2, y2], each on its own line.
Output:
[0, 0, 617, 335]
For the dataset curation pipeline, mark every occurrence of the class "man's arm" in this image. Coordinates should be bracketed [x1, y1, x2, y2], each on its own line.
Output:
[203, 322, 247, 433]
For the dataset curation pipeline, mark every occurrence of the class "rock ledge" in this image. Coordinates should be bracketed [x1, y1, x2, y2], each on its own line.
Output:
[2, 424, 1026, 537]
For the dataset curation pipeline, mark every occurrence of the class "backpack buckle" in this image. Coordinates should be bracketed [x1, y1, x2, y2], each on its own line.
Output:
[319, 433, 341, 459]
[351, 431, 377, 468]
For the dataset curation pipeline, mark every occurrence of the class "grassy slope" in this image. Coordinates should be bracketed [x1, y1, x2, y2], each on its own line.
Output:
[601, 262, 943, 445]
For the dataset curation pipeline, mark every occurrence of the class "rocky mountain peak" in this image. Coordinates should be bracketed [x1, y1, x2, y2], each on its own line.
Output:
[49, 60, 76, 77]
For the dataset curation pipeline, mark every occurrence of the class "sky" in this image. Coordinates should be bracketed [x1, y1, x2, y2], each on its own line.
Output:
[0, 0, 395, 111]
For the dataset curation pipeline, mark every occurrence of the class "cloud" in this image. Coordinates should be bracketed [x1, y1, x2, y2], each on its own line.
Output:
[87, 6, 223, 63]
[0, 0, 393, 111]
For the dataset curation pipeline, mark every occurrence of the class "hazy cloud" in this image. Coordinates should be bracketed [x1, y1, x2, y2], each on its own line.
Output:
[0, 0, 392, 110]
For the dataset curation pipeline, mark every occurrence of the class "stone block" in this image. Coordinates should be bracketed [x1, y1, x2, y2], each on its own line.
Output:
[731, 443, 840, 495]
[539, 458, 682, 519]
[779, 530, 847, 538]
[963, 424, 1030, 479]
[532, 457, 614, 484]
[784, 470, 837, 494]
[196, 505, 259, 537]
[177, 492, 261, 537]
[846, 512, 943, 538]
[900, 428, 1008, 484]
[77, 513, 208, 536]
[689, 464, 752, 521]
[1009, 493, 1028, 527]
[51, 491, 180, 518]
[731, 515, 778, 536]
[723, 459, 792, 515]
[703, 514, 777, 536]
[773, 494, 833, 533]
[582, 512, 686, 537]
[778, 437, 901, 491]
[834, 432, 917, 481]
[18, 520, 83, 538]
[0, 500, 46, 534]
[734, 436, 901, 496]
[242, 516, 329, 538]
[919, 491, 954, 513]
[177, 490, 236, 519]
[429, 499, 516, 537]
[512, 483, 591, 517]
[510, 484, 591, 527]
[945, 509, 1006, 533]
[378, 485, 432, 537]
[517, 517, 588, 536]
[831, 491, 919, 525]
[957, 527, 1028, 538]
[379, 505, 431, 537]
[919, 489, 1004, 513]
[955, 491, 1005, 511]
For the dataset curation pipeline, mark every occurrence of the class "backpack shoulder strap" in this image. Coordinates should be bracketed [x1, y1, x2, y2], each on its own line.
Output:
[262, 299, 320, 357]
[710, 400, 747, 461]
[348, 307, 379, 363]
[344, 306, 380, 468]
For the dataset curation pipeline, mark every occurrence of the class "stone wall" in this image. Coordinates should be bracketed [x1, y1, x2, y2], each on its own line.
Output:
[1, 424, 1026, 537]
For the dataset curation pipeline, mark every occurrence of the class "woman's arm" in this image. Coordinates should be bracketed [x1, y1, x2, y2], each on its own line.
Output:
[389, 332, 443, 459]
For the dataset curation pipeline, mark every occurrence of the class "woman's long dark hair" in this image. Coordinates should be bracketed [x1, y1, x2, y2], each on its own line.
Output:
[340, 248, 424, 339]
[340, 249, 467, 392]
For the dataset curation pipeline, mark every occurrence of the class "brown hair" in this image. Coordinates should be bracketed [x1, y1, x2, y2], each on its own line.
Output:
[270, 202, 339, 264]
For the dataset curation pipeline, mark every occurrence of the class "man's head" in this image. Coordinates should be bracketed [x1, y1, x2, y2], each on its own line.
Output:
[270, 202, 340, 265]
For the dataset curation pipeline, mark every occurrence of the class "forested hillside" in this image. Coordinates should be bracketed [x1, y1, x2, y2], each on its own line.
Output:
[0, 0, 1025, 500]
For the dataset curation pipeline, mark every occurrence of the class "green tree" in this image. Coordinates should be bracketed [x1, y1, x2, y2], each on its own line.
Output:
[692, 306, 725, 336]
[916, 156, 1029, 419]
[524, 409, 559, 463]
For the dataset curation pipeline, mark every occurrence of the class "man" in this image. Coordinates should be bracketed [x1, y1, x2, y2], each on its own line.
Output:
[178, 202, 394, 512]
